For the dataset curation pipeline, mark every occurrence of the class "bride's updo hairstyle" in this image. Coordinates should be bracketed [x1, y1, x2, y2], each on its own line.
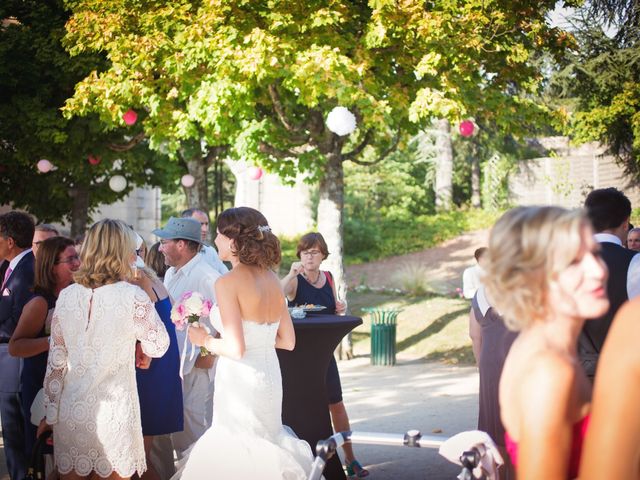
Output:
[74, 219, 136, 289]
[216, 207, 281, 269]
[483, 206, 588, 331]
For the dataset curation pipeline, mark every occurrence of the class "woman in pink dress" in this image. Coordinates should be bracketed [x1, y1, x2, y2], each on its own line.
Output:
[483, 206, 609, 480]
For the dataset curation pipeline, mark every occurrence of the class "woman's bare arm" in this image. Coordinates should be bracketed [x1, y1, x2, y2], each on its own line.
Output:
[9, 296, 50, 358]
[580, 299, 640, 479]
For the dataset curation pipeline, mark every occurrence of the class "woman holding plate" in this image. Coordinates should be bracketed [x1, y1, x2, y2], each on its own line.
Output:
[281, 232, 369, 478]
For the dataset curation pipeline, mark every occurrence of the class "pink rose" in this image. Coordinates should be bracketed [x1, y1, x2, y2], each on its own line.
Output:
[181, 291, 193, 301]
[176, 303, 186, 318]
[201, 299, 212, 317]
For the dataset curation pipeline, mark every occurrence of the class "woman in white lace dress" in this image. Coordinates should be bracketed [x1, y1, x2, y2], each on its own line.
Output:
[181, 207, 315, 479]
[39, 219, 170, 479]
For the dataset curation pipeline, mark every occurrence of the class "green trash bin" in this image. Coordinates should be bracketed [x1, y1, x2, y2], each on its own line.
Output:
[364, 308, 401, 366]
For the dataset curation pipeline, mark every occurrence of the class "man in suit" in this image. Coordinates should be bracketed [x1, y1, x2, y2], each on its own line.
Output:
[0, 211, 35, 479]
[579, 188, 640, 380]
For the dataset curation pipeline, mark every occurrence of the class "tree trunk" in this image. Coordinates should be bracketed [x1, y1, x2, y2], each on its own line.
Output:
[185, 157, 209, 211]
[317, 151, 345, 293]
[316, 150, 352, 358]
[434, 119, 453, 211]
[69, 185, 90, 238]
[471, 151, 481, 208]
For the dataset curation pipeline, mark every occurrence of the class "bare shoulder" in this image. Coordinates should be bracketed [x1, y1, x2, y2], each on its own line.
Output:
[520, 351, 576, 417]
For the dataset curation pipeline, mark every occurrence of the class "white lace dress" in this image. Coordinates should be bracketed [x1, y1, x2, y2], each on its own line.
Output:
[43, 282, 170, 478]
[175, 307, 315, 479]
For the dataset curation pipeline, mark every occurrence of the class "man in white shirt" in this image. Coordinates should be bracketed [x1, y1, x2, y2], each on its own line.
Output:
[181, 208, 228, 276]
[462, 247, 487, 300]
[153, 217, 221, 458]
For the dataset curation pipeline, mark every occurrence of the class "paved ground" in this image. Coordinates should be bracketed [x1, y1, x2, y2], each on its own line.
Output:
[0, 355, 479, 480]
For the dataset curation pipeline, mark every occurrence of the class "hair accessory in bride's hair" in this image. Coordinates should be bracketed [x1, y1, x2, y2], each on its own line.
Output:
[258, 225, 271, 233]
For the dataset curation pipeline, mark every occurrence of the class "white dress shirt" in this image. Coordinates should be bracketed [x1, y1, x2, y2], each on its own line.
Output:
[594, 233, 640, 299]
[164, 253, 221, 380]
[200, 245, 229, 276]
[462, 264, 484, 299]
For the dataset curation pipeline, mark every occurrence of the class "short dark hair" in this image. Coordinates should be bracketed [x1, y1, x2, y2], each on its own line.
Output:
[0, 211, 35, 249]
[296, 233, 330, 260]
[584, 187, 632, 232]
[177, 238, 201, 253]
[474, 247, 487, 261]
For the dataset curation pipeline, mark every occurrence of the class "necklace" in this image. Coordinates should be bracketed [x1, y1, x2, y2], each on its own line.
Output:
[304, 271, 322, 286]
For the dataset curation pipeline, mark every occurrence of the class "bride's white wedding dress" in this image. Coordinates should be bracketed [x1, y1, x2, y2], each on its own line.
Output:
[176, 307, 315, 479]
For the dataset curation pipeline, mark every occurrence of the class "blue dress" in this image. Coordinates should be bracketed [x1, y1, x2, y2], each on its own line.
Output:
[21, 293, 55, 455]
[136, 296, 184, 435]
[290, 273, 343, 404]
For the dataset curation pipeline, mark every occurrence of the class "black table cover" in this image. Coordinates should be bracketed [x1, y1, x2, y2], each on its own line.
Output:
[278, 314, 362, 480]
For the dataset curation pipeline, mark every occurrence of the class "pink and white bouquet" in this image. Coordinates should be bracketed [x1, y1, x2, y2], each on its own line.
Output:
[171, 291, 213, 356]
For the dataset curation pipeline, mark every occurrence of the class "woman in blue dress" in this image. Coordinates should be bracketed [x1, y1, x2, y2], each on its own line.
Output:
[131, 262, 183, 480]
[281, 232, 369, 478]
[9, 236, 80, 456]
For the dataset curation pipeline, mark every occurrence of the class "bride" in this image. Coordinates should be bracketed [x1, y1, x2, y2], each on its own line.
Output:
[179, 207, 315, 479]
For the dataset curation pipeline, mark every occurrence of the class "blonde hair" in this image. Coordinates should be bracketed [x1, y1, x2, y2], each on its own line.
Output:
[484, 206, 589, 331]
[74, 219, 135, 288]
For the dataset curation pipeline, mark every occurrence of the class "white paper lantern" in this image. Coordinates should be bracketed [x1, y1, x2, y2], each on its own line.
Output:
[109, 175, 127, 192]
[37, 159, 54, 173]
[326, 106, 357, 136]
[181, 174, 195, 188]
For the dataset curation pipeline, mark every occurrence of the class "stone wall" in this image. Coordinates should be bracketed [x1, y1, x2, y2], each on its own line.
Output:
[509, 137, 640, 208]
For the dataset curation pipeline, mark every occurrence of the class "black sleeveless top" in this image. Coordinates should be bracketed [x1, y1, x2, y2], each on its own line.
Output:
[290, 273, 336, 314]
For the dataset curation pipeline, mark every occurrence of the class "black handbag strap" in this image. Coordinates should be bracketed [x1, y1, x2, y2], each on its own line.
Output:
[25, 430, 52, 480]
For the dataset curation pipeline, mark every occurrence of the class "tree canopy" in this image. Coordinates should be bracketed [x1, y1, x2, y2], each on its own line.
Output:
[549, 0, 640, 176]
[0, 0, 178, 235]
[60, 0, 571, 286]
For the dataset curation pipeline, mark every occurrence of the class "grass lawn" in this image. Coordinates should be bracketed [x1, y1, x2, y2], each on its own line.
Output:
[346, 290, 476, 365]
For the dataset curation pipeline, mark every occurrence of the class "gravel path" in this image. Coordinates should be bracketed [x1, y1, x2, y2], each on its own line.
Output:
[345, 230, 489, 294]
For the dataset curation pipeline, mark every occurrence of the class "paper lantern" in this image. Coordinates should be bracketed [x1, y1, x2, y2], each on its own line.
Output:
[247, 166, 263, 180]
[37, 159, 53, 173]
[123, 109, 138, 126]
[88, 154, 101, 165]
[109, 175, 127, 192]
[326, 106, 357, 136]
[181, 174, 195, 188]
[459, 120, 475, 137]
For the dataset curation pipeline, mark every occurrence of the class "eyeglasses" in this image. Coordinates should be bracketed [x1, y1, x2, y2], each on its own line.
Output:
[300, 250, 323, 257]
[55, 255, 80, 265]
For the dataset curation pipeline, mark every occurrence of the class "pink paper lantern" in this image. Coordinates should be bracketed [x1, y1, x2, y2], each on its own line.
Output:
[123, 109, 138, 126]
[459, 120, 475, 137]
[37, 159, 53, 173]
[88, 154, 101, 165]
[181, 174, 195, 188]
[247, 166, 264, 180]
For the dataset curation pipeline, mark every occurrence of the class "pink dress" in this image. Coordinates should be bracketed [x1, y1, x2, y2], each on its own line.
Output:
[504, 415, 590, 479]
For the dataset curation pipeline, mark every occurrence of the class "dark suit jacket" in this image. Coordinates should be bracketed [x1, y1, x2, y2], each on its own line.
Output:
[0, 251, 34, 393]
[0, 251, 35, 339]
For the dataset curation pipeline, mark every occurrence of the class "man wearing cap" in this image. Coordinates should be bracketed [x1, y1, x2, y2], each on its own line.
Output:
[153, 217, 221, 458]
[181, 208, 228, 276]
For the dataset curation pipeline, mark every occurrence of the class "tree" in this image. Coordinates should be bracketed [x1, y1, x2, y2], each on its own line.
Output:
[62, 0, 569, 289]
[549, 1, 640, 176]
[0, 0, 177, 235]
